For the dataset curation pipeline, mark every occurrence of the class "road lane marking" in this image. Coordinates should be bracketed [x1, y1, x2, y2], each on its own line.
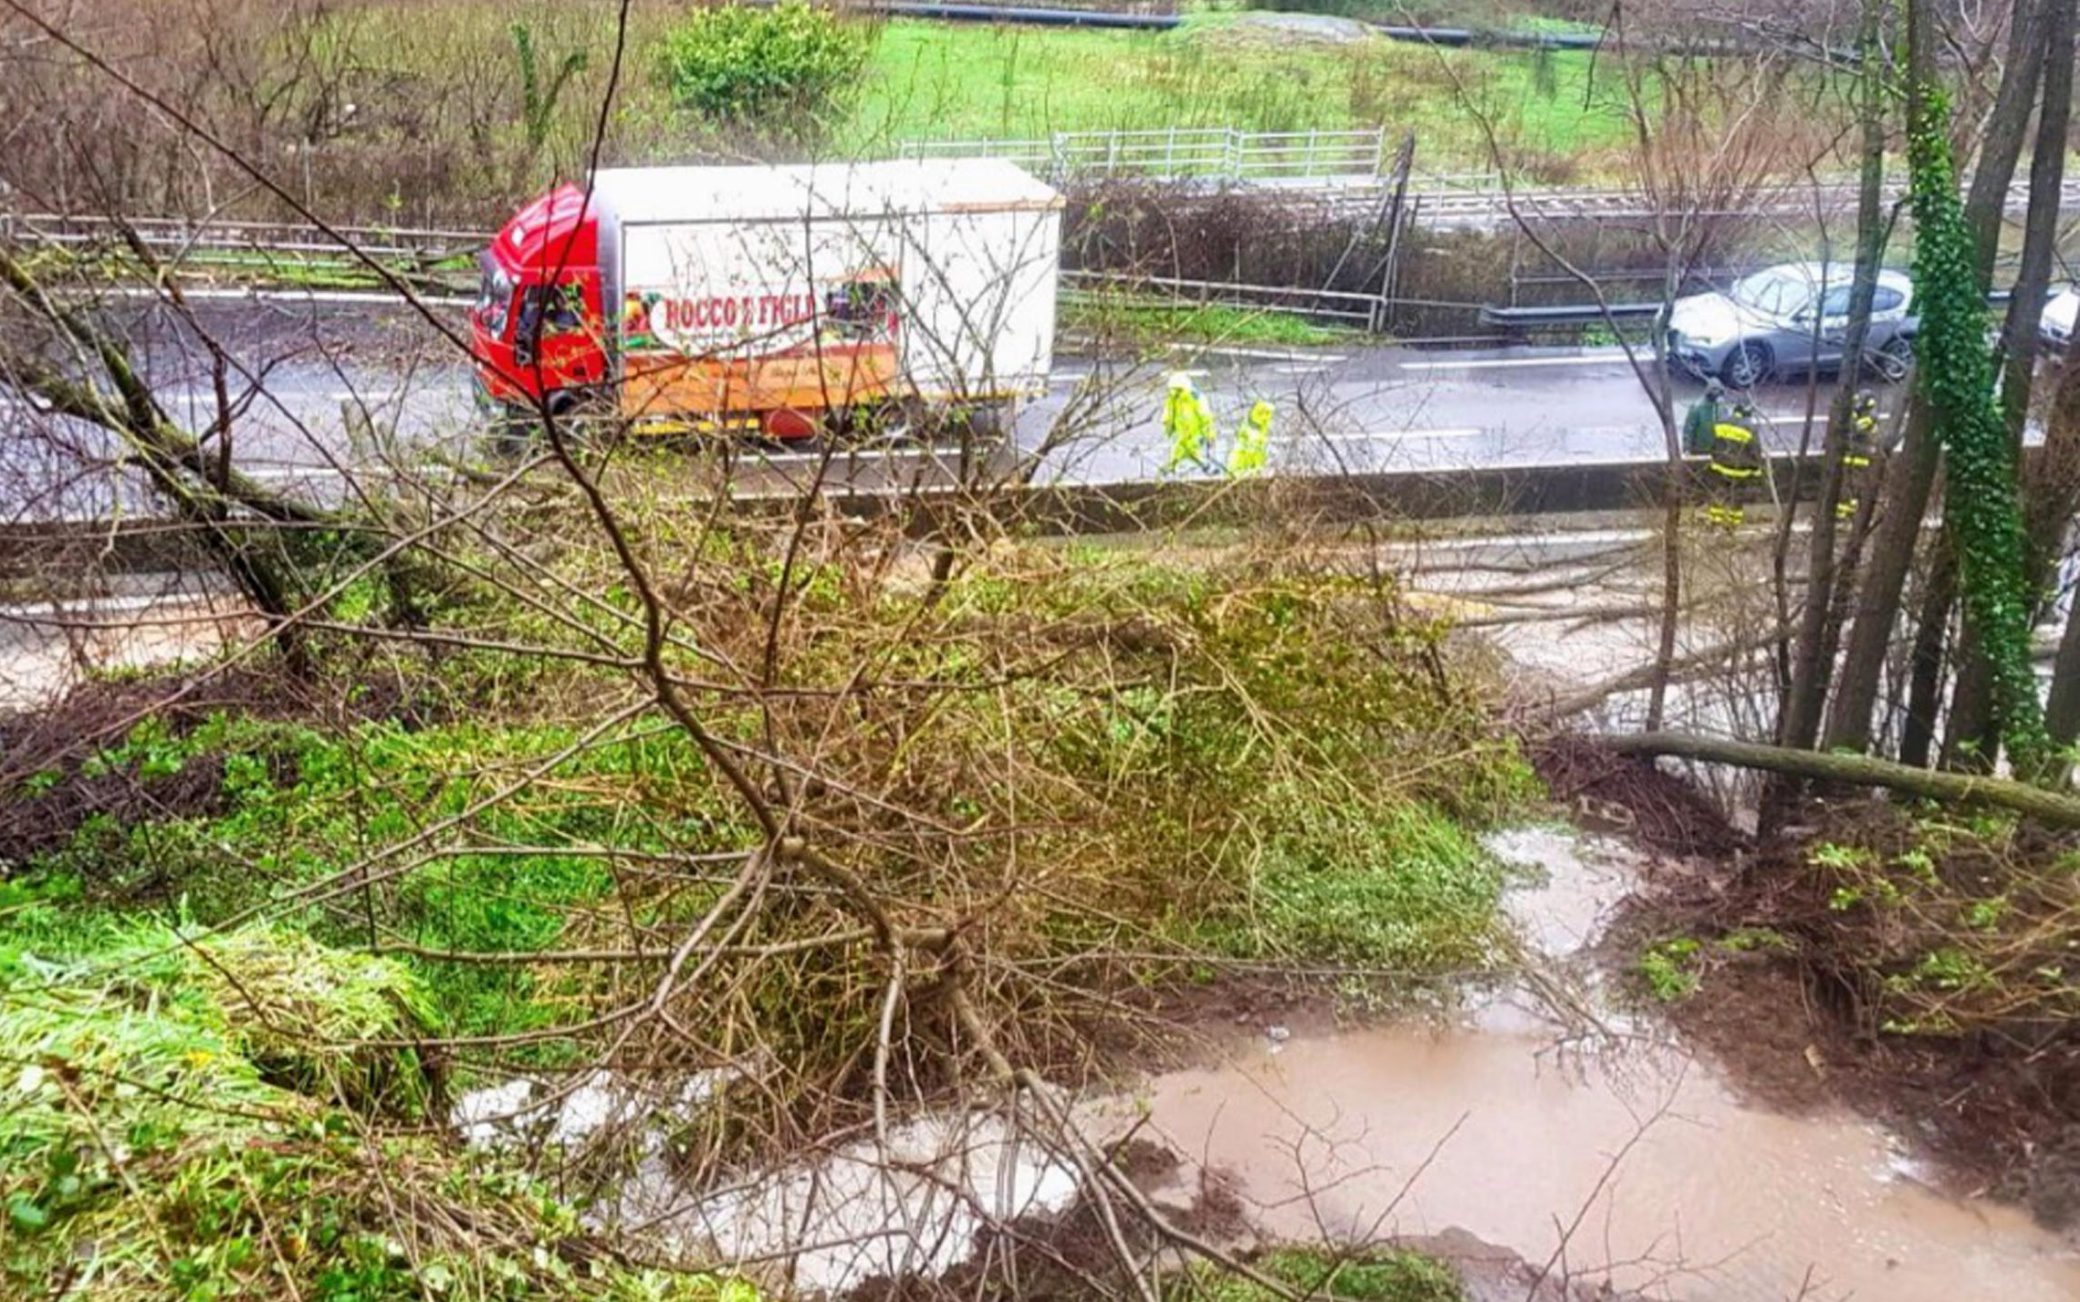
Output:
[1398, 351, 1634, 372]
[1310, 427, 1483, 441]
[1180, 345, 1349, 363]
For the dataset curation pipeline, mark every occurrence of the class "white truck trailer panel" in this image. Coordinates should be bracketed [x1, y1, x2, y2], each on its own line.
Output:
[594, 161, 1061, 426]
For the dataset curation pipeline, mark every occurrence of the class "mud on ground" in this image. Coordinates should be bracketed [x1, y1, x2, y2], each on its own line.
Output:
[0, 661, 446, 876]
[844, 1129, 1612, 1302]
[1561, 736, 2080, 1235]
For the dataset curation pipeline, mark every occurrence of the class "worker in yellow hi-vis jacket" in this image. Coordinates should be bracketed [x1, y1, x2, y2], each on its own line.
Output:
[1838, 391, 1878, 521]
[1228, 399, 1273, 477]
[1162, 373, 1218, 475]
[1703, 402, 1763, 529]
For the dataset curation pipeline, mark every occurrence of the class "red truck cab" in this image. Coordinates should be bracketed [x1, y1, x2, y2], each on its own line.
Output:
[470, 183, 609, 419]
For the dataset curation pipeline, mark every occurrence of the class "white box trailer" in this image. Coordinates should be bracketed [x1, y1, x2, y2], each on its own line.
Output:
[589, 159, 1062, 435]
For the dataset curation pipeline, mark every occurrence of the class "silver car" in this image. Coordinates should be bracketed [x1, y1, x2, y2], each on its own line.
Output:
[2042, 285, 2078, 350]
[1665, 262, 1918, 388]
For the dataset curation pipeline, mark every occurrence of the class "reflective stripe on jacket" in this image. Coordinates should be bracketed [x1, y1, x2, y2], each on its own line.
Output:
[1710, 421, 1763, 478]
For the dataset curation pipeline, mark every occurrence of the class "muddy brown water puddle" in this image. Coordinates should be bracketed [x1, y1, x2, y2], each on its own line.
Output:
[466, 827, 2080, 1298]
[1131, 1028, 2080, 1301]
[1113, 829, 2080, 1301]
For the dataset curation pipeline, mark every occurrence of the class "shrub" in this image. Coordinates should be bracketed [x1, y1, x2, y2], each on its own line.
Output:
[656, 1, 874, 137]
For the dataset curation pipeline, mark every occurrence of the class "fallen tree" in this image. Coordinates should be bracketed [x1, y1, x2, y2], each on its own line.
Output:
[1605, 730, 2080, 828]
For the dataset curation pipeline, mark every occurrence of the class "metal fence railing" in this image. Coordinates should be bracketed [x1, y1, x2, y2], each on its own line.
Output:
[901, 127, 1390, 183]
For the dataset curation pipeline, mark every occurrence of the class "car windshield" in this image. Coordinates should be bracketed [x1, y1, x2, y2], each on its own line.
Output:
[1731, 270, 1816, 319]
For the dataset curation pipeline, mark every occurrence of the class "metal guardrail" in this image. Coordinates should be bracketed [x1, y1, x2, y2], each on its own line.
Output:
[1479, 302, 1662, 328]
[775, 3, 1633, 49]
[1, 453, 1851, 567]
[872, 2, 1181, 29]
[1482, 285, 2025, 331]
[1062, 269, 1392, 328]
[1, 212, 482, 262]
[1409, 174, 2080, 223]
[895, 131, 2080, 221]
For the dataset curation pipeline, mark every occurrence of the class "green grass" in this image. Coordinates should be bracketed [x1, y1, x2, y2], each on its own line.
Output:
[6, 710, 755, 1045]
[1637, 936, 1702, 1002]
[1063, 297, 1361, 348]
[1197, 800, 1512, 974]
[841, 17, 1635, 174]
[1170, 1246, 1464, 1302]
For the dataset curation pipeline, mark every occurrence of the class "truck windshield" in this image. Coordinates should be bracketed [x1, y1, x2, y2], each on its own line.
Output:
[476, 254, 514, 337]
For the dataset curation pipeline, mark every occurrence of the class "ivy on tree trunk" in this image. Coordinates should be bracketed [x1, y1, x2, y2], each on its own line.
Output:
[1903, 85, 2050, 777]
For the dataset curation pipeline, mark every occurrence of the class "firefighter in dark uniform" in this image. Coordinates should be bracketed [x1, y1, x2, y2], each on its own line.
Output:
[1703, 401, 1763, 529]
[1837, 391, 1878, 520]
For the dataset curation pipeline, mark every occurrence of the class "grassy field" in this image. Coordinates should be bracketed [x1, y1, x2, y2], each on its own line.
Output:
[842, 17, 1637, 175]
[14, 3, 1656, 225]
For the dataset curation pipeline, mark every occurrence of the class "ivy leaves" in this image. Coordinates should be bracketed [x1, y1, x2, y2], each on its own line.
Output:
[1905, 86, 2051, 776]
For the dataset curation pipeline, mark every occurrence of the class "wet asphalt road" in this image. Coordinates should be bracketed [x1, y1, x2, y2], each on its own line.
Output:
[0, 294, 1918, 523]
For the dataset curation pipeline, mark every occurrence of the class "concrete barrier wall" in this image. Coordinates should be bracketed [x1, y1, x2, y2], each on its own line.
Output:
[0, 454, 1836, 583]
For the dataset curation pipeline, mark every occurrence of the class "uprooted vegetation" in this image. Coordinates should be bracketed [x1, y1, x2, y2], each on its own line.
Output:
[1609, 782, 2080, 1228]
[1, 516, 1533, 1295]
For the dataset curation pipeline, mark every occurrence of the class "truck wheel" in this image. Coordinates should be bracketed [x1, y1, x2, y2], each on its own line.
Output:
[488, 406, 535, 459]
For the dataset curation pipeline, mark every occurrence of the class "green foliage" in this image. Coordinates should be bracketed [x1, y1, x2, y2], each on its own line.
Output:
[1062, 297, 1358, 349]
[8, 540, 1531, 1165]
[0, 928, 754, 1301]
[988, 560, 1532, 981]
[1719, 926, 1790, 953]
[1903, 83, 2050, 775]
[1797, 811, 2079, 1035]
[511, 22, 589, 156]
[1634, 927, 1792, 1002]
[656, 1, 873, 137]
[11, 711, 746, 1042]
[1168, 1246, 1464, 1302]
[1205, 801, 1509, 973]
[1638, 937, 1702, 1002]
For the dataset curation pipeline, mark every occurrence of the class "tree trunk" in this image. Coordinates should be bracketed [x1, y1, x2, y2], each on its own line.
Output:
[1607, 730, 2080, 828]
[1942, 0, 2073, 766]
[1901, 538, 1957, 768]
[1998, 0, 2073, 441]
[1821, 0, 2041, 758]
[2040, 356, 2080, 751]
[1776, 0, 1889, 763]
[1962, 0, 2050, 277]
